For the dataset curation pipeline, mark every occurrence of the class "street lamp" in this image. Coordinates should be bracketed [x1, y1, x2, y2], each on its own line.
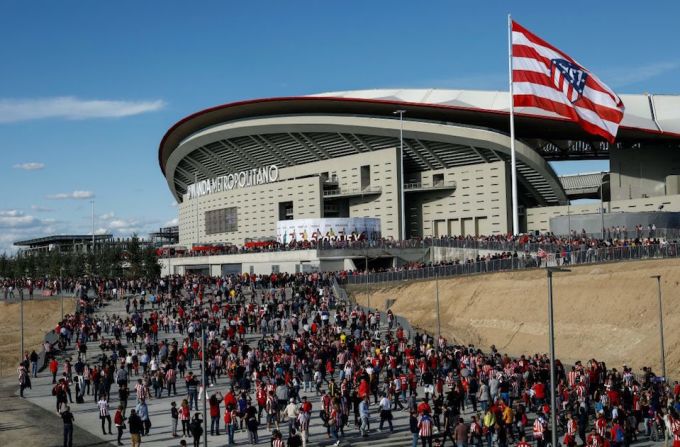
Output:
[650, 275, 666, 379]
[365, 254, 370, 309]
[200, 318, 208, 447]
[394, 109, 406, 241]
[21, 268, 28, 361]
[435, 271, 441, 340]
[60, 267, 64, 321]
[599, 173, 607, 238]
[546, 266, 570, 447]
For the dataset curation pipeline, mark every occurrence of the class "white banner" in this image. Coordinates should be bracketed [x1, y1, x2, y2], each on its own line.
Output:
[276, 217, 381, 244]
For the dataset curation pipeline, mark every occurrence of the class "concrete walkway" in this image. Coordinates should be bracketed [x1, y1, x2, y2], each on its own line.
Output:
[0, 376, 108, 447]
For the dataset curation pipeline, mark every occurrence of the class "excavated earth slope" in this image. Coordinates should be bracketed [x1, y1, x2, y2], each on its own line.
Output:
[351, 258, 680, 378]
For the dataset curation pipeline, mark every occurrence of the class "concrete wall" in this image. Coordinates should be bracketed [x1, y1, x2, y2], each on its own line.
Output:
[527, 193, 680, 233]
[415, 161, 510, 237]
[610, 144, 680, 201]
[160, 250, 321, 276]
[551, 211, 680, 236]
[178, 147, 403, 246]
[179, 176, 322, 247]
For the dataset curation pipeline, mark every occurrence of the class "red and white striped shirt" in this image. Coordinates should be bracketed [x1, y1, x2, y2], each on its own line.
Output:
[567, 419, 577, 436]
[595, 417, 607, 437]
[671, 418, 680, 442]
[533, 419, 545, 439]
[272, 439, 285, 447]
[98, 399, 110, 417]
[135, 382, 146, 399]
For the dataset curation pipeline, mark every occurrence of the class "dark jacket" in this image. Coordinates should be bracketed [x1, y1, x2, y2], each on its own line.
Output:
[410, 415, 419, 434]
[128, 414, 143, 434]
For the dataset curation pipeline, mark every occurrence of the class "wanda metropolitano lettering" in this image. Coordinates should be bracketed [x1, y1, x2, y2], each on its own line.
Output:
[187, 165, 279, 199]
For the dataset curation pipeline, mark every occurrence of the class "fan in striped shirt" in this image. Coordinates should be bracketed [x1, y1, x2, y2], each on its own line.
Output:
[98, 396, 113, 435]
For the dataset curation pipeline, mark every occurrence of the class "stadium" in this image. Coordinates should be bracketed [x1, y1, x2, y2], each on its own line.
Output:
[160, 89, 680, 250]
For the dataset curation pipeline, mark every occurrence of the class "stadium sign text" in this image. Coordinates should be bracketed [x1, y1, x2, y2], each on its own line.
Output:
[187, 165, 279, 200]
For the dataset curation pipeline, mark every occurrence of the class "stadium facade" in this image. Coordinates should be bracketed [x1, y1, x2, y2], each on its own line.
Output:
[160, 89, 680, 252]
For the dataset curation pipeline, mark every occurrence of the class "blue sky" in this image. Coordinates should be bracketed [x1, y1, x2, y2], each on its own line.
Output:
[1, 1, 679, 253]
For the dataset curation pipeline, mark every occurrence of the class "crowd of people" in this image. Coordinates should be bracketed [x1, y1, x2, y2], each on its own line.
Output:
[156, 224, 673, 260]
[15, 271, 680, 447]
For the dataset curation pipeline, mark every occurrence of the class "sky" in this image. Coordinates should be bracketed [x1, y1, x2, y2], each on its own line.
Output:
[1, 1, 679, 253]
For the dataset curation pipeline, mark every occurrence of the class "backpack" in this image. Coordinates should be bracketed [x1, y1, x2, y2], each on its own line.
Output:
[615, 427, 624, 442]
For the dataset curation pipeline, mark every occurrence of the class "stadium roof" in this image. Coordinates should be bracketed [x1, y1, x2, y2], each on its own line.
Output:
[160, 88, 680, 173]
[159, 89, 680, 205]
[14, 234, 113, 247]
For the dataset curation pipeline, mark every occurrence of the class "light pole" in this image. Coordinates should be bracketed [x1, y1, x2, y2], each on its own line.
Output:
[546, 266, 570, 447]
[599, 173, 606, 238]
[195, 172, 200, 245]
[21, 268, 28, 361]
[60, 266, 64, 320]
[365, 254, 370, 309]
[201, 320, 208, 447]
[91, 200, 95, 252]
[650, 275, 666, 379]
[394, 110, 407, 241]
[435, 272, 441, 340]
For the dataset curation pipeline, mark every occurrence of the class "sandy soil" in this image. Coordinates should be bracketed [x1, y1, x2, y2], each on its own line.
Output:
[0, 298, 75, 377]
[350, 258, 680, 378]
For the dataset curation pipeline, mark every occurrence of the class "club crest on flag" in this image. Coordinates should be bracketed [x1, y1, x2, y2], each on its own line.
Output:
[550, 58, 588, 103]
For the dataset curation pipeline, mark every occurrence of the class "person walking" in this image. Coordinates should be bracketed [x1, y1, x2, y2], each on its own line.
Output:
[180, 399, 191, 437]
[410, 411, 421, 447]
[128, 409, 143, 447]
[50, 358, 59, 384]
[246, 411, 259, 444]
[114, 405, 126, 446]
[419, 412, 434, 447]
[18, 364, 30, 397]
[189, 413, 204, 447]
[359, 395, 370, 437]
[61, 405, 75, 447]
[136, 398, 150, 436]
[171, 401, 179, 438]
[98, 393, 113, 435]
[379, 392, 394, 432]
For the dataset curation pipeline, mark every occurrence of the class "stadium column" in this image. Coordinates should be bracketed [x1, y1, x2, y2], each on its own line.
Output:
[394, 110, 407, 240]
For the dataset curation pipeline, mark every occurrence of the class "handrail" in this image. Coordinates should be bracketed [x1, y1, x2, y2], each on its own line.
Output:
[339, 242, 679, 285]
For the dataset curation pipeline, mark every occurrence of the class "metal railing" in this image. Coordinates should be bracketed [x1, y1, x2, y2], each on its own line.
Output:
[159, 229, 680, 259]
[403, 181, 457, 191]
[339, 242, 680, 285]
[322, 185, 382, 197]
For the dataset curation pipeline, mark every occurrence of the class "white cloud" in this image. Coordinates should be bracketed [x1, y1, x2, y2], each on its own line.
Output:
[13, 162, 45, 170]
[0, 210, 40, 229]
[47, 190, 95, 200]
[164, 217, 179, 227]
[94, 227, 109, 235]
[0, 96, 166, 123]
[170, 201, 178, 207]
[109, 219, 133, 230]
[31, 205, 54, 212]
[600, 61, 680, 88]
[100, 212, 115, 220]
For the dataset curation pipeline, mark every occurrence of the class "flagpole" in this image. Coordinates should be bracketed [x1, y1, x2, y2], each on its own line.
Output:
[508, 14, 519, 235]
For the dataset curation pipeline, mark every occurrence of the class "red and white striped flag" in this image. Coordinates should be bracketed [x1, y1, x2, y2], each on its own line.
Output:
[511, 20, 625, 143]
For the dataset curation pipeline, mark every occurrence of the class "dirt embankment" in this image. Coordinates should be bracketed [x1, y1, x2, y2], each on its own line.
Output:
[350, 259, 680, 378]
[0, 298, 76, 377]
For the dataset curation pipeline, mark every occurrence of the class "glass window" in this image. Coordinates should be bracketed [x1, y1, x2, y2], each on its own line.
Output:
[205, 207, 238, 235]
